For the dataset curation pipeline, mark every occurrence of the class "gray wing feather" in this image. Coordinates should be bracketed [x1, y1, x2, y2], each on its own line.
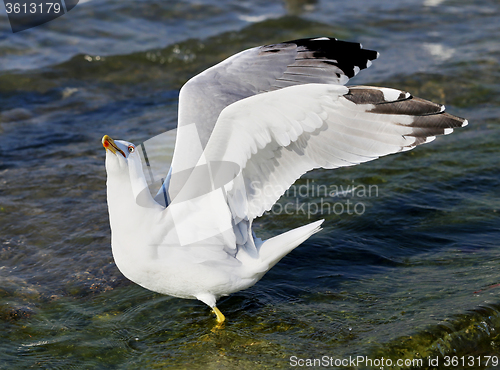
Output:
[169, 38, 379, 200]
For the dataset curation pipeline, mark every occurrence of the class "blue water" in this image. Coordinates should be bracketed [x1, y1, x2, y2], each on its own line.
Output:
[1, 0, 499, 368]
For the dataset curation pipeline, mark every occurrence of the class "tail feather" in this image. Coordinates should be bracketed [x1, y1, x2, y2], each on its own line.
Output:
[258, 219, 324, 268]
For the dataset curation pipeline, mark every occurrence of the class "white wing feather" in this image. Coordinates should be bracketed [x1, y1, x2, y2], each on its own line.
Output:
[168, 38, 379, 200]
[174, 83, 466, 222]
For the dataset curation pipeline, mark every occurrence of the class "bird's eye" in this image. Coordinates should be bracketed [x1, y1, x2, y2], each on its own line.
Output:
[128, 145, 135, 153]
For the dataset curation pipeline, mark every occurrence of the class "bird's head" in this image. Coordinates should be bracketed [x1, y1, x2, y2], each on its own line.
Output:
[102, 134, 141, 174]
[102, 134, 159, 210]
[102, 134, 136, 159]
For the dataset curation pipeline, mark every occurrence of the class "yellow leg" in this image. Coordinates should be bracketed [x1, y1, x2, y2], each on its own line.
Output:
[212, 306, 225, 324]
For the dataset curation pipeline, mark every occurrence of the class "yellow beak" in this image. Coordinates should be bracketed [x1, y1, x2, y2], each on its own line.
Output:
[102, 135, 126, 158]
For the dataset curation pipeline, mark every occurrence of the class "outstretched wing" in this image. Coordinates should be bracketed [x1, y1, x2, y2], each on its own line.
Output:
[168, 37, 379, 201]
[173, 84, 467, 225]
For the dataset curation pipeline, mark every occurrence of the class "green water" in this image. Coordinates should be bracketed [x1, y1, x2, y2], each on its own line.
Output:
[1, 0, 499, 368]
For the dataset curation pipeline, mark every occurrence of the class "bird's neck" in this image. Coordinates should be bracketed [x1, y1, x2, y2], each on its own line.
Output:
[105, 155, 164, 279]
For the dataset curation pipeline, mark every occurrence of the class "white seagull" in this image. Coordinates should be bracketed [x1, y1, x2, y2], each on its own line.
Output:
[102, 37, 467, 324]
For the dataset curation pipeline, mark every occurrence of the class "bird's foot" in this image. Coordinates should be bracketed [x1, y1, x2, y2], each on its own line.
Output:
[212, 306, 225, 327]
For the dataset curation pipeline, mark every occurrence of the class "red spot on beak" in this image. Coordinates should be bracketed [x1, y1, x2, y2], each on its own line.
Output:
[102, 135, 126, 157]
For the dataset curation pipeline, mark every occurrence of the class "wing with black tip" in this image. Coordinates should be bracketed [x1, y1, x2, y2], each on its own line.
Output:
[169, 37, 378, 200]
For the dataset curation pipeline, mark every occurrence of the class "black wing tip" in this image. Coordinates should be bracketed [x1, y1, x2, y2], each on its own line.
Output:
[343, 86, 468, 143]
[287, 37, 379, 61]
[400, 113, 467, 150]
[345, 86, 412, 106]
[345, 87, 469, 126]
[262, 37, 379, 79]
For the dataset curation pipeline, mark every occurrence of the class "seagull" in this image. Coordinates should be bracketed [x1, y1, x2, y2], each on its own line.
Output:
[102, 37, 467, 324]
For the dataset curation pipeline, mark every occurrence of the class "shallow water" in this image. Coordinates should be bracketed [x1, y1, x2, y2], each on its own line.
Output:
[1, 0, 499, 368]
